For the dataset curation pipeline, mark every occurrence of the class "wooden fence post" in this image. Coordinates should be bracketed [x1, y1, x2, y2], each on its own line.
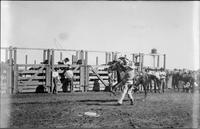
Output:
[5, 48, 8, 62]
[60, 52, 62, 61]
[108, 52, 111, 63]
[96, 56, 98, 65]
[153, 55, 156, 69]
[13, 48, 17, 94]
[43, 50, 47, 62]
[25, 55, 28, 70]
[163, 54, 166, 70]
[105, 52, 108, 64]
[84, 51, 89, 92]
[46, 49, 51, 93]
[139, 53, 142, 72]
[76, 51, 79, 60]
[157, 55, 160, 68]
[9, 46, 14, 94]
[51, 49, 55, 93]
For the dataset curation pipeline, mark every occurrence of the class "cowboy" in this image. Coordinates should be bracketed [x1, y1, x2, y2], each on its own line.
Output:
[52, 68, 61, 94]
[64, 67, 74, 92]
[116, 57, 135, 105]
[159, 68, 166, 92]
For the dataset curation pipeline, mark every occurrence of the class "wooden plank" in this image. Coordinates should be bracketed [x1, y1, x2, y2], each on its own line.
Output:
[18, 76, 45, 80]
[89, 71, 108, 74]
[18, 70, 45, 74]
[18, 64, 46, 67]
[18, 81, 45, 86]
[20, 89, 36, 93]
[89, 76, 109, 80]
[18, 85, 38, 89]
[88, 66, 108, 87]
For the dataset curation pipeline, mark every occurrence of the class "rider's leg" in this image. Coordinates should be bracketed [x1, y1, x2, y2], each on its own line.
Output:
[127, 86, 134, 105]
[118, 84, 128, 105]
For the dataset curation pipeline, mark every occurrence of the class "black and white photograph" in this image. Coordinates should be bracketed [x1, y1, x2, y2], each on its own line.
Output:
[1, 1, 200, 128]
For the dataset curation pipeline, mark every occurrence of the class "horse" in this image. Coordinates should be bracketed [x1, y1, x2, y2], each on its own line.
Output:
[108, 58, 147, 105]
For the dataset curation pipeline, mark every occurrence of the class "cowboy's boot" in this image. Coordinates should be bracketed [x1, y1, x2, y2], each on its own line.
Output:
[130, 99, 134, 105]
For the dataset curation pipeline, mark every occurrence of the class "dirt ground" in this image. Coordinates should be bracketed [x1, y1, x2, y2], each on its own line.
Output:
[4, 90, 200, 128]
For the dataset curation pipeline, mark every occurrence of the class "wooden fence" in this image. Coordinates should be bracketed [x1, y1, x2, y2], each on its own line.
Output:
[0, 46, 166, 94]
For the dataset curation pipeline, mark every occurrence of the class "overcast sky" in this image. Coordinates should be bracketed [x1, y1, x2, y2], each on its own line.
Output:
[1, 1, 199, 70]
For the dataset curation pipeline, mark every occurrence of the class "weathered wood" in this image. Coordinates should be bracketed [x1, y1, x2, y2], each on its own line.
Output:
[89, 66, 108, 87]
[51, 49, 54, 92]
[18, 64, 45, 67]
[89, 76, 109, 80]
[157, 55, 160, 68]
[13, 48, 17, 93]
[96, 56, 99, 65]
[5, 48, 8, 62]
[60, 52, 62, 61]
[18, 70, 45, 74]
[9, 47, 13, 93]
[18, 81, 45, 86]
[25, 55, 28, 70]
[105, 52, 108, 64]
[80, 50, 84, 61]
[163, 54, 166, 70]
[80, 66, 85, 92]
[18, 76, 45, 80]
[43, 50, 46, 62]
[46, 49, 51, 92]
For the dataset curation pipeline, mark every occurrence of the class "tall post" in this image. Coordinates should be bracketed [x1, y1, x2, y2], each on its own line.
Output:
[153, 55, 156, 68]
[9, 46, 13, 94]
[25, 55, 28, 70]
[60, 52, 63, 61]
[13, 48, 17, 94]
[111, 52, 114, 61]
[80, 50, 84, 64]
[43, 50, 47, 62]
[141, 53, 144, 71]
[46, 49, 51, 93]
[96, 56, 99, 65]
[76, 51, 79, 60]
[51, 49, 55, 92]
[5, 48, 8, 62]
[108, 52, 111, 63]
[157, 55, 160, 68]
[139, 53, 142, 72]
[163, 54, 166, 70]
[84, 51, 89, 92]
[105, 52, 108, 64]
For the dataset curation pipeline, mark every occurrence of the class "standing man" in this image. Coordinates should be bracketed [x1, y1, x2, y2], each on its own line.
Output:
[52, 68, 61, 94]
[64, 67, 74, 92]
[159, 68, 166, 93]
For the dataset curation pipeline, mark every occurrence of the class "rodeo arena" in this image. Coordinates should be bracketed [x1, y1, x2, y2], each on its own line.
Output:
[0, 46, 200, 128]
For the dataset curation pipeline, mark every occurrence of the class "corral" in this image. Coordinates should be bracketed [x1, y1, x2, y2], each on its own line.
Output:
[3, 90, 200, 128]
[1, 46, 166, 94]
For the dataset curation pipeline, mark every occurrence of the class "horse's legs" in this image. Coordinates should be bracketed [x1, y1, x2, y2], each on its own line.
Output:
[157, 80, 161, 93]
[118, 84, 128, 105]
[143, 84, 147, 98]
[127, 86, 134, 105]
[153, 80, 157, 93]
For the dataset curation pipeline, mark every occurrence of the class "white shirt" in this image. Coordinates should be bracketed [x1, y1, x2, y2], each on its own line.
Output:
[52, 71, 59, 78]
[64, 70, 73, 79]
[160, 71, 166, 79]
[155, 71, 160, 79]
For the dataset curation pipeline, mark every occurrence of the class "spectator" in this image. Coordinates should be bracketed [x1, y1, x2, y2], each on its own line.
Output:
[52, 68, 61, 94]
[159, 68, 166, 92]
[63, 67, 74, 92]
